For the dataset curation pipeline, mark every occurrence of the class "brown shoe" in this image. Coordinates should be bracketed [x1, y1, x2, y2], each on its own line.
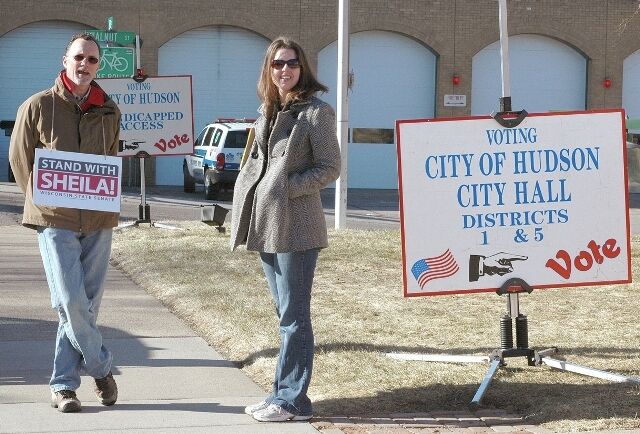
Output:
[50, 390, 81, 413]
[94, 371, 118, 406]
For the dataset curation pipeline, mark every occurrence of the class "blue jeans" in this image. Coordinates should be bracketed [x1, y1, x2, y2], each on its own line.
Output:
[259, 249, 318, 417]
[37, 227, 113, 392]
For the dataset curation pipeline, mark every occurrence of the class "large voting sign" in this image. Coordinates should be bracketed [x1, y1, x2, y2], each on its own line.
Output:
[396, 110, 631, 297]
[97, 76, 194, 157]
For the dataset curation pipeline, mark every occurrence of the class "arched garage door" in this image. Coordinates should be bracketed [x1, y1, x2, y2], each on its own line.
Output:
[623, 49, 640, 120]
[623, 49, 640, 193]
[0, 21, 87, 181]
[318, 31, 437, 189]
[471, 34, 587, 115]
[155, 26, 269, 185]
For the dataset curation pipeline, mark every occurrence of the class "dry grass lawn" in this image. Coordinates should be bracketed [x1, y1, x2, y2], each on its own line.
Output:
[111, 223, 640, 432]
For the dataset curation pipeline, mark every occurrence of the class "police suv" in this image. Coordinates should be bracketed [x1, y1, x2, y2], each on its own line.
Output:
[183, 118, 254, 199]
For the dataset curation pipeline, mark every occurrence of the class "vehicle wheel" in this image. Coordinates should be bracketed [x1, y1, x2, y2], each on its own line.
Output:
[204, 169, 220, 200]
[183, 163, 195, 193]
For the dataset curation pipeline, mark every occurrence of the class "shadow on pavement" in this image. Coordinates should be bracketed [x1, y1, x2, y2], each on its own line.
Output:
[0, 316, 233, 388]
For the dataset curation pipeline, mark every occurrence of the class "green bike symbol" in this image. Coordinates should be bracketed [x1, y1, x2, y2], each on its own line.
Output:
[99, 52, 130, 73]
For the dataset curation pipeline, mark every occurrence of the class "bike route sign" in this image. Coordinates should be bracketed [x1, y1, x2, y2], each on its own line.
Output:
[97, 47, 134, 78]
[396, 109, 631, 297]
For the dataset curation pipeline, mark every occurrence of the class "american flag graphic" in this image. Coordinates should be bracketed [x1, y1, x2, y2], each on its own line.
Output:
[411, 249, 459, 289]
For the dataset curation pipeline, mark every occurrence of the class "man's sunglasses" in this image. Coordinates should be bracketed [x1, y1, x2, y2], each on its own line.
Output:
[271, 59, 300, 70]
[71, 54, 100, 65]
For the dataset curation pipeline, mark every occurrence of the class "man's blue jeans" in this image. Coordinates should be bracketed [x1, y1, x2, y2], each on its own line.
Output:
[259, 249, 318, 417]
[37, 227, 113, 392]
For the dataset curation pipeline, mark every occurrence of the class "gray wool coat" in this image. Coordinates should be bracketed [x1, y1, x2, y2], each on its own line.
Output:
[230, 96, 341, 253]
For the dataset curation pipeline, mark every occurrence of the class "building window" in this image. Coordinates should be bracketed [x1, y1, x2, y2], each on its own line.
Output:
[351, 128, 394, 144]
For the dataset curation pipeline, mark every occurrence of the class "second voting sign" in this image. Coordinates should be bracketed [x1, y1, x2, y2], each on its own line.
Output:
[396, 110, 631, 297]
[97, 76, 194, 157]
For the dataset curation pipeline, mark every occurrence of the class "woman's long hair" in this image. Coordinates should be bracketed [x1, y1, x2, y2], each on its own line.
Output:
[257, 36, 328, 120]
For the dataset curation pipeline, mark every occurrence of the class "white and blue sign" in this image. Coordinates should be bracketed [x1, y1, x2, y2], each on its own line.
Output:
[396, 110, 631, 297]
[97, 76, 194, 157]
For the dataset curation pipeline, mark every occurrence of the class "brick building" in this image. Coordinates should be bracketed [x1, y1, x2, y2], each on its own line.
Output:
[1, 0, 639, 187]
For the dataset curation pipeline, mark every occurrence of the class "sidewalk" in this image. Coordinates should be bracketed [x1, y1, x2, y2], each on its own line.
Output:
[0, 225, 317, 433]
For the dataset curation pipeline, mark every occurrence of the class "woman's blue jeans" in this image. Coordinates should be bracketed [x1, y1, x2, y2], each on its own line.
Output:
[259, 249, 318, 417]
[37, 227, 113, 392]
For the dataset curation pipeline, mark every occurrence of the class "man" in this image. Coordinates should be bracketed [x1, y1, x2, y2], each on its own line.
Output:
[9, 33, 121, 413]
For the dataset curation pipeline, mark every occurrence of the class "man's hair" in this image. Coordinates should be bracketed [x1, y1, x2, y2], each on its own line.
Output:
[65, 32, 101, 57]
[257, 36, 328, 119]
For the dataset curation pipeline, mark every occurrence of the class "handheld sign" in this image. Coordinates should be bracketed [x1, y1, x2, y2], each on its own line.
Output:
[96, 76, 194, 157]
[33, 149, 122, 212]
[396, 109, 631, 297]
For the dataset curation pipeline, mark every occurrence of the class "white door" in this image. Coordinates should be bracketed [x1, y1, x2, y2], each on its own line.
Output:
[0, 21, 87, 181]
[622, 50, 640, 192]
[471, 34, 587, 115]
[155, 26, 269, 186]
[318, 31, 437, 189]
[623, 49, 640, 123]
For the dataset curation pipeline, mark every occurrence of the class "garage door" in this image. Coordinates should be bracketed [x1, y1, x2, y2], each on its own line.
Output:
[318, 31, 437, 189]
[0, 21, 87, 181]
[155, 26, 269, 185]
[623, 49, 640, 122]
[471, 34, 587, 115]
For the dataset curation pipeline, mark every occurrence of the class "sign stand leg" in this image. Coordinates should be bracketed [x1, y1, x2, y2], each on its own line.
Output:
[117, 155, 180, 230]
[386, 277, 640, 408]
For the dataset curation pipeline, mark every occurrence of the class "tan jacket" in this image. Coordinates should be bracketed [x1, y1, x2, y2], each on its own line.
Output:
[9, 76, 121, 233]
[230, 97, 341, 253]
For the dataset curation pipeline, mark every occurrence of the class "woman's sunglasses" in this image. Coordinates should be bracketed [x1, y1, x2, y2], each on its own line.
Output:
[71, 54, 100, 65]
[271, 59, 300, 70]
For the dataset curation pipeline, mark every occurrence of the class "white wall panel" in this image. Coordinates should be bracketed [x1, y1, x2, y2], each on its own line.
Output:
[623, 49, 640, 124]
[471, 34, 587, 115]
[155, 26, 269, 185]
[318, 31, 436, 189]
[0, 21, 87, 181]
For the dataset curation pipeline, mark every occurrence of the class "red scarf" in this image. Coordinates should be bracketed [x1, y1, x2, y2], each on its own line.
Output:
[60, 71, 106, 112]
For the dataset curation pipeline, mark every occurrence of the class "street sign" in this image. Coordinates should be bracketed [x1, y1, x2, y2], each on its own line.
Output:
[97, 47, 134, 78]
[444, 94, 467, 107]
[85, 30, 136, 46]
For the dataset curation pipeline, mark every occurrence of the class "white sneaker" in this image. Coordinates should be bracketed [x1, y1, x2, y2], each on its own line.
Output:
[252, 403, 313, 422]
[244, 399, 270, 415]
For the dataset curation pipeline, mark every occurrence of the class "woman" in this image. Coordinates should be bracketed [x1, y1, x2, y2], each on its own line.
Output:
[230, 36, 341, 422]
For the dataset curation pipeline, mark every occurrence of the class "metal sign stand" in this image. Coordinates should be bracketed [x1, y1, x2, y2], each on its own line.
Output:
[470, 279, 640, 406]
[388, 278, 640, 407]
[117, 37, 178, 231]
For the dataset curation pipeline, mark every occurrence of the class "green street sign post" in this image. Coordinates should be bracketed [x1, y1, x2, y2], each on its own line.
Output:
[97, 47, 134, 78]
[85, 30, 136, 46]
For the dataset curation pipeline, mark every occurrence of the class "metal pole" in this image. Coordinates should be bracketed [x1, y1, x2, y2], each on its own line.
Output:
[139, 157, 148, 221]
[335, 0, 349, 230]
[136, 34, 141, 73]
[498, 0, 512, 112]
[471, 359, 501, 406]
[541, 357, 640, 384]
